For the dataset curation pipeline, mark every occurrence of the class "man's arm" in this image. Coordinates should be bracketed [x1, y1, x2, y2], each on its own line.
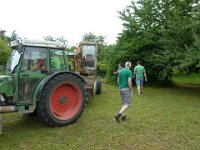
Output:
[144, 72, 148, 82]
[133, 72, 136, 79]
[113, 70, 119, 74]
[117, 77, 119, 85]
[128, 77, 132, 91]
[133, 67, 136, 78]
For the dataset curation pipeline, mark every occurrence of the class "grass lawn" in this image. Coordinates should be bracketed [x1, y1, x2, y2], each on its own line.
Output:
[0, 83, 200, 150]
[172, 73, 200, 86]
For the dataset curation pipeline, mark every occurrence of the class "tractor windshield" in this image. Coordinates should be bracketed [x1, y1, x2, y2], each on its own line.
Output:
[6, 49, 21, 74]
[82, 45, 96, 68]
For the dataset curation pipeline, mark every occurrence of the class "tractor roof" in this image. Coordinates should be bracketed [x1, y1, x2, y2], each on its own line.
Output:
[10, 39, 66, 49]
[79, 41, 98, 46]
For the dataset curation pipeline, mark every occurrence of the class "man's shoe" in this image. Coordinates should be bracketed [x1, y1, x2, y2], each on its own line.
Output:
[114, 113, 121, 123]
[121, 115, 127, 121]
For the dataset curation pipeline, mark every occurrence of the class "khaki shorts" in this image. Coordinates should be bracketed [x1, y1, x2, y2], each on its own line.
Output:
[120, 88, 132, 106]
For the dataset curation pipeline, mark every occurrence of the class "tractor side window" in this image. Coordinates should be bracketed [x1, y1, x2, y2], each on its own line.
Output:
[6, 49, 20, 73]
[21, 47, 47, 72]
[31, 50, 46, 71]
[67, 55, 73, 71]
[82, 45, 96, 68]
[50, 49, 65, 70]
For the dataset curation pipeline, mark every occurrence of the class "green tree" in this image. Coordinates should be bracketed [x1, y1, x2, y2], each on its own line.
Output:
[0, 29, 10, 65]
[82, 32, 96, 42]
[98, 44, 117, 80]
[44, 36, 68, 45]
[82, 32, 106, 51]
[44, 35, 55, 41]
[9, 30, 19, 41]
[109, 0, 200, 84]
[179, 35, 200, 73]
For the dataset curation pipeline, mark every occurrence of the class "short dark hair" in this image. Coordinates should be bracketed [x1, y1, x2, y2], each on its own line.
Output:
[118, 63, 124, 68]
[137, 61, 142, 65]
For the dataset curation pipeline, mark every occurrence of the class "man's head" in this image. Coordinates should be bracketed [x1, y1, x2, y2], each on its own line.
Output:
[137, 61, 142, 65]
[118, 63, 122, 68]
[125, 61, 131, 68]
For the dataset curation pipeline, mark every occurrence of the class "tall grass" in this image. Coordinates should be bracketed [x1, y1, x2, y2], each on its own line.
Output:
[0, 83, 199, 150]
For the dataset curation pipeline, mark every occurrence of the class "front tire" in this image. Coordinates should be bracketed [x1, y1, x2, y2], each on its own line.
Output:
[37, 73, 86, 127]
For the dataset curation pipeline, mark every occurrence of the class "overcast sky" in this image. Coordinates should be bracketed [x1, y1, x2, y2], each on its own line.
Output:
[0, 0, 133, 46]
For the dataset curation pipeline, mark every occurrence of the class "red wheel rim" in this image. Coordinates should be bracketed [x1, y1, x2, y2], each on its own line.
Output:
[50, 82, 82, 120]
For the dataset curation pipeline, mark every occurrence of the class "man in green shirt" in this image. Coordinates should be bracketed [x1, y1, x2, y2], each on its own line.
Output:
[51, 56, 61, 70]
[134, 61, 148, 96]
[113, 63, 123, 74]
[114, 61, 133, 123]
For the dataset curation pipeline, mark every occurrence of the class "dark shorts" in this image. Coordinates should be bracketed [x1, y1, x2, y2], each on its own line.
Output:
[136, 77, 144, 86]
[120, 88, 132, 106]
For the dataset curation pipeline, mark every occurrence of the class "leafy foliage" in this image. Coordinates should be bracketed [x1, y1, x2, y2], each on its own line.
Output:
[82, 32, 106, 54]
[8, 30, 20, 41]
[82, 32, 106, 45]
[44, 35, 68, 45]
[0, 29, 10, 65]
[99, 0, 200, 84]
[179, 35, 200, 73]
[98, 44, 118, 81]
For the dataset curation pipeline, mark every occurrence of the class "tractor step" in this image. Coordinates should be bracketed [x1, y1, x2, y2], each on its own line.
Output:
[0, 101, 7, 106]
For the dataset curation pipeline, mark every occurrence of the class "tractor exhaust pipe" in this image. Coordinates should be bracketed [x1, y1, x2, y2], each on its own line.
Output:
[0, 106, 17, 113]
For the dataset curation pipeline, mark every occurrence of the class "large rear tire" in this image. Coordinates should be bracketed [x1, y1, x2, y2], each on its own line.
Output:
[37, 73, 86, 127]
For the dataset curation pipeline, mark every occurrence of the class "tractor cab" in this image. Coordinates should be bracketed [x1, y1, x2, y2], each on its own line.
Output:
[0, 39, 69, 106]
[73, 41, 98, 75]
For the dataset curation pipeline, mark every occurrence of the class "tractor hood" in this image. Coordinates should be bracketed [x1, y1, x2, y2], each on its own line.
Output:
[0, 75, 14, 97]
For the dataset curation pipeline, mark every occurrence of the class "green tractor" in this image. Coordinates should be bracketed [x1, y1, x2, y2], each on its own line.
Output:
[0, 39, 102, 132]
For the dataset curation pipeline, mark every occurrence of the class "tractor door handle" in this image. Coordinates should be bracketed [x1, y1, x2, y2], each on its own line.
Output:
[41, 70, 48, 74]
[21, 74, 30, 77]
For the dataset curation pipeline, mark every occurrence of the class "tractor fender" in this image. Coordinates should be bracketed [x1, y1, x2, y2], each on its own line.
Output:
[32, 71, 87, 104]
